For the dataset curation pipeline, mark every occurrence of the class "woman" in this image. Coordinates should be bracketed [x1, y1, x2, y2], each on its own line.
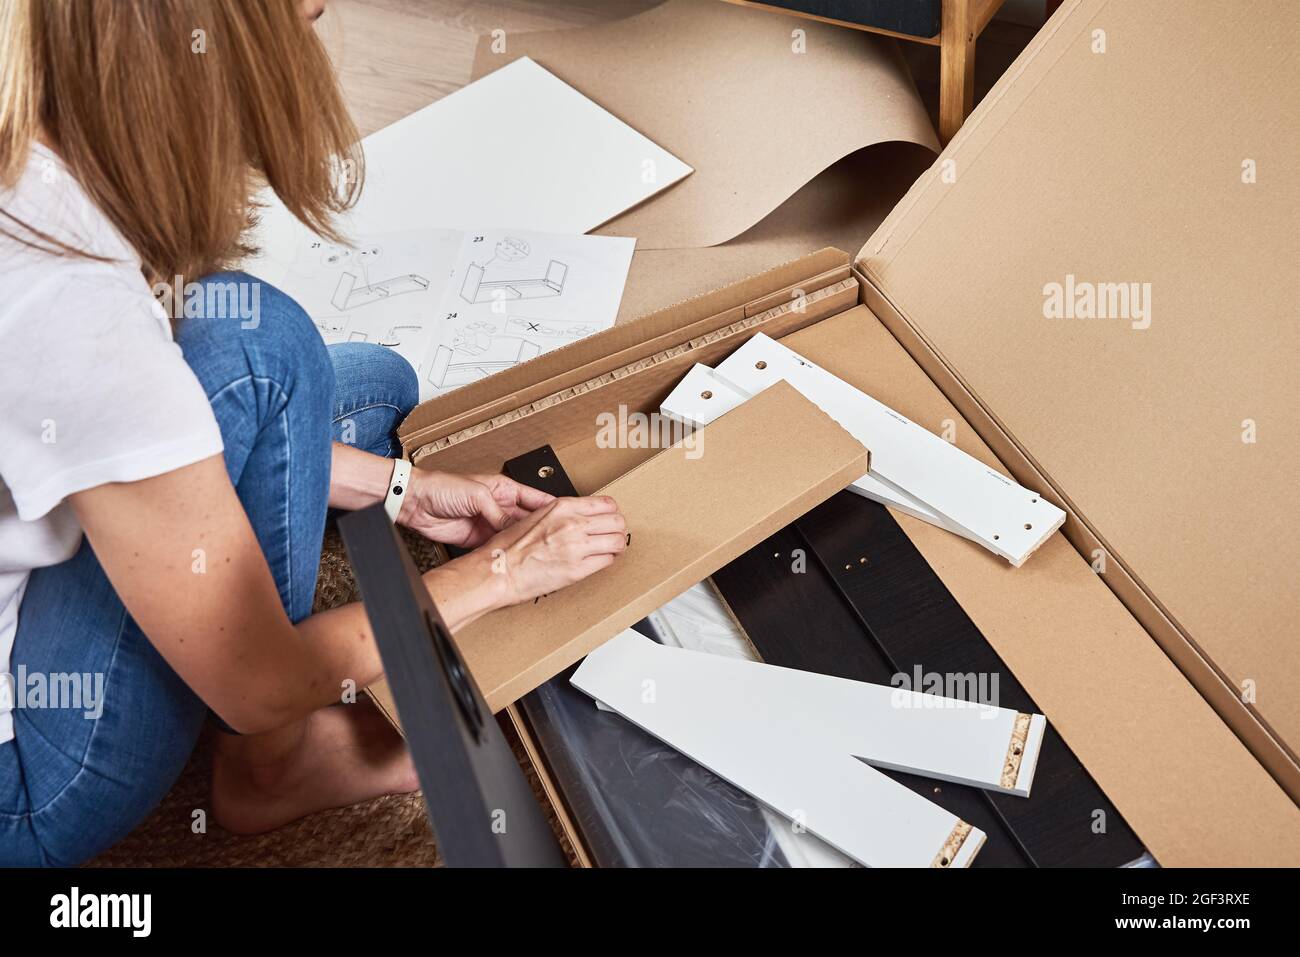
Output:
[0, 0, 626, 865]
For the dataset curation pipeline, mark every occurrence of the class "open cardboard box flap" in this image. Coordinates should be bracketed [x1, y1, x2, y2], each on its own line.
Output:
[382, 0, 1300, 865]
[390, 240, 1300, 866]
[853, 0, 1300, 803]
[378, 381, 866, 715]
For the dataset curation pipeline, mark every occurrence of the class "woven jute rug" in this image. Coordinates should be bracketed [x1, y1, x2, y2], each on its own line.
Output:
[89, 526, 578, 868]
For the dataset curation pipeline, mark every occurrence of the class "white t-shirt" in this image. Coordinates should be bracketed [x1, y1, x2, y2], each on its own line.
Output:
[0, 144, 224, 743]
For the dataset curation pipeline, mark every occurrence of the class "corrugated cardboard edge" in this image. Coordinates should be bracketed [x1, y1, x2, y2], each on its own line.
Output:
[788, 302, 1300, 866]
[849, 0, 1300, 805]
[399, 247, 851, 454]
[411, 279, 858, 465]
[376, 383, 867, 722]
[503, 704, 593, 868]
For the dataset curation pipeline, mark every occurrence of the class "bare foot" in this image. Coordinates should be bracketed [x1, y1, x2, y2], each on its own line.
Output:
[211, 701, 419, 835]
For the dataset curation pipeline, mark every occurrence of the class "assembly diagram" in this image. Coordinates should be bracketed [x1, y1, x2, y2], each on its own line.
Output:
[332, 270, 431, 311]
[282, 228, 634, 401]
[455, 235, 568, 304]
[424, 320, 542, 391]
[459, 259, 568, 304]
[505, 315, 597, 339]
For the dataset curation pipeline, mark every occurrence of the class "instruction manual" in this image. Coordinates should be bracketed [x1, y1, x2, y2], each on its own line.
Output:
[239, 54, 683, 399]
[279, 227, 635, 400]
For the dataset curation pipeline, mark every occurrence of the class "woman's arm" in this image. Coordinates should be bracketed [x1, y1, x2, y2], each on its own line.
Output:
[328, 442, 397, 511]
[71, 454, 625, 735]
[328, 442, 558, 547]
[71, 454, 505, 734]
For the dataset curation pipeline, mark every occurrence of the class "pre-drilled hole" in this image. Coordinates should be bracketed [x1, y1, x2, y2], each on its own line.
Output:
[993, 534, 1000, 541]
[1024, 523, 1032, 530]
[701, 390, 713, 400]
[538, 465, 554, 479]
[755, 360, 767, 369]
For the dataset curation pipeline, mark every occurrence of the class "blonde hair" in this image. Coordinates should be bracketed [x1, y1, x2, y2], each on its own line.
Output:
[0, 0, 362, 283]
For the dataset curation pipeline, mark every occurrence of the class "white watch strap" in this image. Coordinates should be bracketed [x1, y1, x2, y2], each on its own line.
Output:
[383, 458, 412, 523]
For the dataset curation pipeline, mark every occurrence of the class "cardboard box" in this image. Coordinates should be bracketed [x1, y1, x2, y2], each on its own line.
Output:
[391, 242, 1300, 866]
[380, 0, 1300, 865]
[370, 252, 869, 719]
[856, 0, 1300, 802]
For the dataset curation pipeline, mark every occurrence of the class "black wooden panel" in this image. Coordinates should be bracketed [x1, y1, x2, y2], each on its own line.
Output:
[339, 505, 565, 867]
[788, 490, 1143, 866]
[758, 0, 942, 38]
[711, 524, 1031, 867]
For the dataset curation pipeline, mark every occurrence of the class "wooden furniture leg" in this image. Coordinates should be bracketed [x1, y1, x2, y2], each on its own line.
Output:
[939, 0, 977, 143]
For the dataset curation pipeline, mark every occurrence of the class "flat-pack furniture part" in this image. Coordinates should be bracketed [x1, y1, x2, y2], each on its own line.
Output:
[338, 506, 566, 867]
[573, 631, 988, 867]
[373, 379, 867, 716]
[391, 1, 1300, 866]
[663, 362, 982, 543]
[854, 0, 1300, 804]
[575, 631, 1046, 798]
[713, 488, 1146, 867]
[395, 245, 1300, 867]
[663, 339, 1068, 565]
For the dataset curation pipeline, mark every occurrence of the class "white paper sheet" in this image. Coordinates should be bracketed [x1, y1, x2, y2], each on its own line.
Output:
[418, 228, 635, 400]
[263, 226, 633, 399]
[246, 56, 691, 279]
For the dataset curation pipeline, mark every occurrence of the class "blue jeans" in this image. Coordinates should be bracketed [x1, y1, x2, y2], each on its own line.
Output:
[0, 273, 418, 866]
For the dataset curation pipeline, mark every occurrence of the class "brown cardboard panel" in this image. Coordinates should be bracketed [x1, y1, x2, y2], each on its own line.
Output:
[617, 143, 934, 322]
[858, 265, 1300, 808]
[399, 247, 849, 452]
[855, 0, 1300, 794]
[778, 305, 1300, 866]
[408, 279, 860, 474]
[406, 269, 852, 458]
[470, 0, 937, 249]
[380, 382, 868, 714]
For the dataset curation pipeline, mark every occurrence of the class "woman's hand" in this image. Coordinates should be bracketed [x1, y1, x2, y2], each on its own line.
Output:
[398, 471, 555, 548]
[478, 495, 628, 606]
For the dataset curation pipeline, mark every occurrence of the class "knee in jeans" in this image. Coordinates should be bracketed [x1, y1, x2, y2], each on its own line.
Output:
[224, 273, 330, 373]
[367, 343, 419, 417]
[182, 271, 334, 398]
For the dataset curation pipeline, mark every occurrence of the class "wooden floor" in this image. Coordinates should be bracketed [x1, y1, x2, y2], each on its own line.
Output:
[323, 0, 1036, 153]
[316, 0, 1038, 316]
[320, 0, 661, 138]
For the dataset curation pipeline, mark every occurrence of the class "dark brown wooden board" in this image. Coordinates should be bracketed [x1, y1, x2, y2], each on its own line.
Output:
[711, 523, 1029, 867]
[713, 491, 1145, 867]
[340, 506, 565, 867]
